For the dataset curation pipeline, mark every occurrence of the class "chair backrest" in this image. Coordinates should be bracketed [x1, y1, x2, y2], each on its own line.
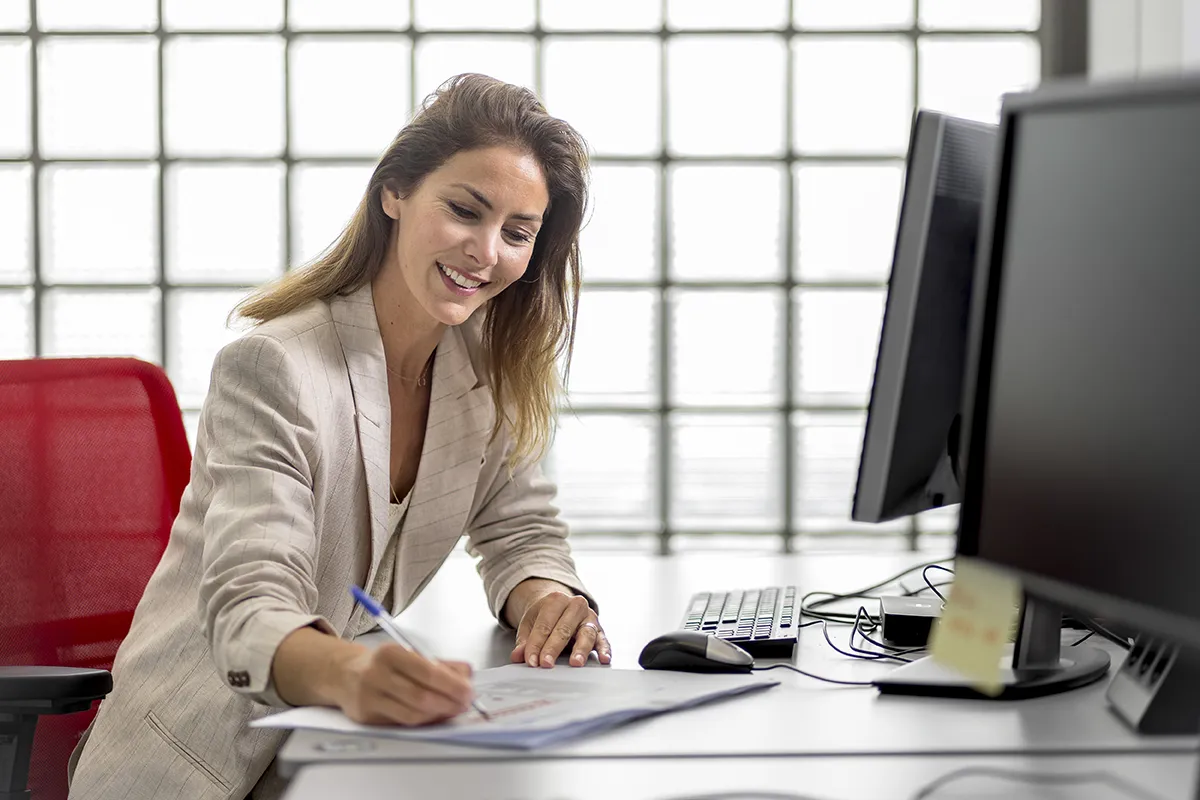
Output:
[0, 357, 191, 799]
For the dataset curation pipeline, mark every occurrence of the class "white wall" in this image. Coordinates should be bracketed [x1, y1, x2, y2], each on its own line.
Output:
[1090, 0, 1200, 77]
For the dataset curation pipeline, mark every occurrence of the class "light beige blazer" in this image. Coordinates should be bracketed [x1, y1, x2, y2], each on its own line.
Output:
[67, 283, 591, 800]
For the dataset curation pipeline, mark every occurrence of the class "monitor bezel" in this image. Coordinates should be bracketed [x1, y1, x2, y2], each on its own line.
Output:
[955, 73, 1200, 652]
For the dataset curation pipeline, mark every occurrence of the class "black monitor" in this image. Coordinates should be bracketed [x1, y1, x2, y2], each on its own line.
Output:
[881, 75, 1200, 713]
[853, 110, 996, 523]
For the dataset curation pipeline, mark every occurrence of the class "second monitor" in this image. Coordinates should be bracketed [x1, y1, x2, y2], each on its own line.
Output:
[853, 110, 996, 524]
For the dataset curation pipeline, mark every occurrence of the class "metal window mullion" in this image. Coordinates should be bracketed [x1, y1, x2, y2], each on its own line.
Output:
[907, 0, 922, 552]
[28, 0, 42, 357]
[156, 3, 168, 369]
[656, 0, 671, 555]
[781, 24, 797, 554]
[282, 7, 293, 273]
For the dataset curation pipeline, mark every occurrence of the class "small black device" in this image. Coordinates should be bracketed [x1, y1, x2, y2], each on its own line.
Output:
[678, 586, 798, 658]
[639, 630, 754, 674]
[852, 109, 997, 523]
[879, 596, 942, 648]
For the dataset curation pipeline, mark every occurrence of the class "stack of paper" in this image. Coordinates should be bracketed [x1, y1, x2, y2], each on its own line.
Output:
[251, 664, 779, 749]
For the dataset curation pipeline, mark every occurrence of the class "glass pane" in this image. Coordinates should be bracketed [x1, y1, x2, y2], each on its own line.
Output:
[289, 0, 409, 30]
[41, 165, 158, 284]
[165, 36, 284, 157]
[567, 289, 657, 407]
[0, 2, 28, 30]
[671, 413, 783, 531]
[38, 0, 156, 30]
[793, 411, 907, 532]
[795, 0, 913, 29]
[0, 289, 33, 359]
[668, 35, 786, 156]
[167, 290, 249, 408]
[182, 410, 201, 449]
[671, 289, 783, 407]
[670, 164, 784, 282]
[796, 164, 904, 282]
[42, 289, 160, 362]
[163, 0, 282, 30]
[543, 37, 660, 157]
[0, 40, 30, 156]
[919, 36, 1041, 124]
[290, 163, 374, 265]
[795, 289, 885, 406]
[0, 165, 31, 284]
[39, 36, 158, 158]
[793, 37, 912, 155]
[545, 414, 658, 531]
[415, 36, 535, 103]
[290, 37, 411, 157]
[167, 164, 284, 283]
[581, 164, 657, 282]
[542, 0, 660, 30]
[414, 0, 534, 31]
[668, 0, 787, 29]
[920, 0, 1040, 30]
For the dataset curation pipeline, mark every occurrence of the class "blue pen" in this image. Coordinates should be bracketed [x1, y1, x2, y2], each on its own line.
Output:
[350, 585, 492, 721]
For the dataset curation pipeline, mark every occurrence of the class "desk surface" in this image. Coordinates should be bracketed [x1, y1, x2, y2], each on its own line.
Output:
[282, 752, 1198, 800]
[278, 548, 1198, 775]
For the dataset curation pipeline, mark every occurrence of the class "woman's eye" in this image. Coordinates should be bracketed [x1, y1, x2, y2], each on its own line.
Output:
[505, 229, 533, 244]
[448, 202, 477, 220]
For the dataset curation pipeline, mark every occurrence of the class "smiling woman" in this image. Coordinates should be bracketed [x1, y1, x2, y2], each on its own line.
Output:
[65, 74, 610, 800]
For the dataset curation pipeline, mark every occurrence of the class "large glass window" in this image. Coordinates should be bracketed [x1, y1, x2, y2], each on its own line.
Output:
[1, 1, 1049, 550]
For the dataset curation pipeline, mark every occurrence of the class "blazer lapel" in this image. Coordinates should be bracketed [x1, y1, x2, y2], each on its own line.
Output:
[393, 323, 494, 612]
[330, 284, 393, 577]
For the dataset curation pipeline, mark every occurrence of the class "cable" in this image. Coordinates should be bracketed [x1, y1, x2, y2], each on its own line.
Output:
[800, 558, 953, 624]
[752, 662, 874, 687]
[847, 606, 916, 663]
[852, 606, 927, 656]
[909, 766, 1167, 800]
[921, 564, 954, 602]
[1070, 630, 1096, 647]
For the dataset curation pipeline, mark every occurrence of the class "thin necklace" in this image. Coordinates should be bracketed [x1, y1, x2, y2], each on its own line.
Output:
[386, 356, 433, 387]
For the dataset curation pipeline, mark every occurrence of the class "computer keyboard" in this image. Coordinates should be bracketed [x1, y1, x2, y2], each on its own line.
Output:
[679, 586, 799, 658]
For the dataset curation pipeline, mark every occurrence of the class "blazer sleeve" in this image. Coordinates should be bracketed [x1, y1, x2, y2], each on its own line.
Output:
[464, 432, 597, 626]
[195, 333, 337, 707]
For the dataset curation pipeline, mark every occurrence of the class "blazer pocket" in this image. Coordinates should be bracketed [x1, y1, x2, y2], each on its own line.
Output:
[144, 710, 234, 795]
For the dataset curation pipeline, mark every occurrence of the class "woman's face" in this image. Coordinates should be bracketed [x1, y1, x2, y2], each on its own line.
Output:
[381, 145, 549, 328]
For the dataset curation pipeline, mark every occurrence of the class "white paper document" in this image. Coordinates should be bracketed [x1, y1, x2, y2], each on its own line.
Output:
[251, 664, 779, 749]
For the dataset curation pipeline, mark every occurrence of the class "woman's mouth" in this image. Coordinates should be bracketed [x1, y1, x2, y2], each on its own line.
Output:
[437, 261, 488, 296]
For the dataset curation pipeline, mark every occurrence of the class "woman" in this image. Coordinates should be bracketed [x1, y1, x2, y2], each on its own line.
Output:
[68, 73, 610, 800]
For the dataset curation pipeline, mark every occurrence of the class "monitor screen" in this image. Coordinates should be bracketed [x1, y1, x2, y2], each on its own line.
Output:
[960, 83, 1200, 650]
[853, 110, 995, 523]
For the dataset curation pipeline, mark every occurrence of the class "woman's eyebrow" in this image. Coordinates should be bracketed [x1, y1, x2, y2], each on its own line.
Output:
[451, 182, 543, 223]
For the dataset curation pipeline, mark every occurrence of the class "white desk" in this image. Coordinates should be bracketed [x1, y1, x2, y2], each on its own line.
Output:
[277, 548, 1197, 779]
[283, 753, 1198, 800]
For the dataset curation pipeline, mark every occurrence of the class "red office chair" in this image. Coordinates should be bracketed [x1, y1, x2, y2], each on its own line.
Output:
[0, 358, 191, 799]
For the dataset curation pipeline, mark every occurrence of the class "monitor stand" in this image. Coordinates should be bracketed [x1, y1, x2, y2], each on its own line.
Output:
[873, 597, 1111, 699]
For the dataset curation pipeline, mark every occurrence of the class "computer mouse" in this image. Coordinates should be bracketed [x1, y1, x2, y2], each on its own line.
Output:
[638, 630, 755, 674]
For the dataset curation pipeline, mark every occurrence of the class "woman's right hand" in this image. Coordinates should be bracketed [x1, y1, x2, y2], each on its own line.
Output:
[335, 643, 476, 726]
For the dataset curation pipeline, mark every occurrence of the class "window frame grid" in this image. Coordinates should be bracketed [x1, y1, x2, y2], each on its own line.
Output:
[2, 0, 1076, 553]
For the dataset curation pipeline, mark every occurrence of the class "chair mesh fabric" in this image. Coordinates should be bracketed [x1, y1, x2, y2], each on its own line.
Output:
[0, 358, 191, 799]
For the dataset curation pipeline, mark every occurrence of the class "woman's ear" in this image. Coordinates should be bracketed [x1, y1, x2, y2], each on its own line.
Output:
[380, 186, 402, 220]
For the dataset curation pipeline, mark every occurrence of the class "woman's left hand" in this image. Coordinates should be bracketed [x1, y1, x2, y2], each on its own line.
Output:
[510, 591, 613, 668]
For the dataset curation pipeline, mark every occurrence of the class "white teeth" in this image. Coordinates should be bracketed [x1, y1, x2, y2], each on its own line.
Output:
[438, 262, 482, 289]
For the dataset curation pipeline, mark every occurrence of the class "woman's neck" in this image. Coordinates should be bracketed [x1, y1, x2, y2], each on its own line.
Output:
[371, 272, 443, 381]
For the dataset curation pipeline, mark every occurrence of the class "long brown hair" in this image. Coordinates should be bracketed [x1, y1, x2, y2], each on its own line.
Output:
[235, 74, 588, 463]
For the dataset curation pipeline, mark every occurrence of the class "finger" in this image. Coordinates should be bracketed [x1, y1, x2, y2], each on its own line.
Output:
[377, 668, 471, 722]
[568, 618, 599, 666]
[445, 660, 473, 679]
[537, 596, 591, 669]
[595, 629, 613, 664]
[512, 607, 537, 663]
[352, 686, 427, 726]
[378, 645, 475, 708]
[522, 593, 571, 667]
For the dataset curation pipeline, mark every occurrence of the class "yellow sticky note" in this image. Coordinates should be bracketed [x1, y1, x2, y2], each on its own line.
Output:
[929, 557, 1022, 696]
